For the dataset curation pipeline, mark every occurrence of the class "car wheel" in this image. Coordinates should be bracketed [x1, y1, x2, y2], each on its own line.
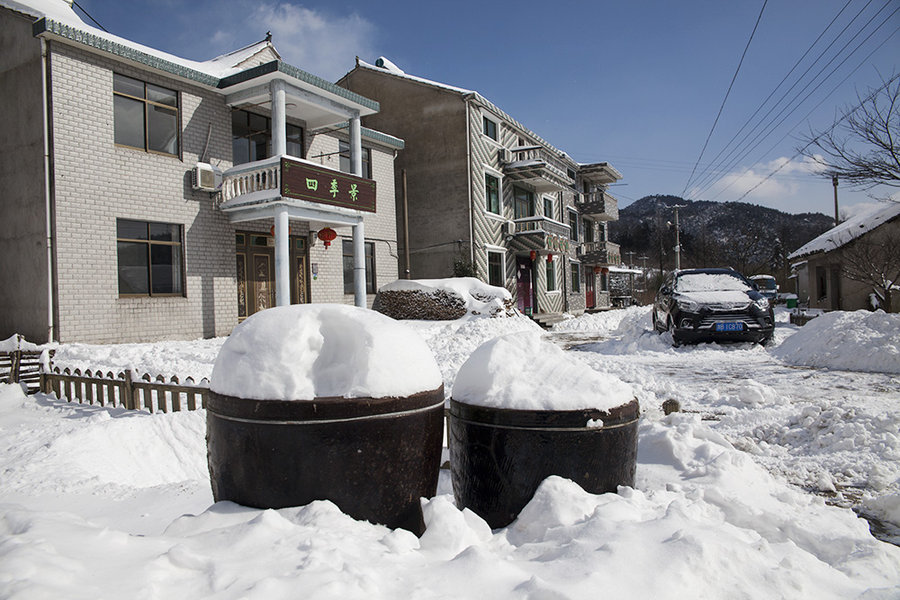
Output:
[667, 317, 681, 347]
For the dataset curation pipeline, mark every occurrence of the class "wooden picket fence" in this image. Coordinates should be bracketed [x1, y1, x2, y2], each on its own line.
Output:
[0, 349, 52, 393]
[40, 367, 209, 413]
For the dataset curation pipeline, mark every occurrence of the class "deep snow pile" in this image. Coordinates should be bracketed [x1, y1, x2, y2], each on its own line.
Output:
[3, 307, 900, 598]
[772, 310, 900, 374]
[1, 380, 898, 599]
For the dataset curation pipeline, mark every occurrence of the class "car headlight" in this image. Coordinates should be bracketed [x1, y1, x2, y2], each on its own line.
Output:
[676, 298, 700, 312]
[754, 297, 770, 311]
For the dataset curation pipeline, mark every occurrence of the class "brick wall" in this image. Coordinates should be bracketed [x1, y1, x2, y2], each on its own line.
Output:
[50, 44, 237, 343]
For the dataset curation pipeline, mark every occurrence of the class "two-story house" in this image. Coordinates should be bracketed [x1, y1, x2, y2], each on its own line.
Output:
[338, 58, 623, 323]
[0, 0, 403, 344]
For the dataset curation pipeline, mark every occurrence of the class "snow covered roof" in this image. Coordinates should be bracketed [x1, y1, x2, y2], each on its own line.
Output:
[2, 0, 378, 113]
[788, 201, 900, 260]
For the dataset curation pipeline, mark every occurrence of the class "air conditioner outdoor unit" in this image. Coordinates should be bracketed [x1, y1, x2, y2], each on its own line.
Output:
[497, 148, 508, 163]
[192, 162, 222, 192]
[505, 220, 516, 236]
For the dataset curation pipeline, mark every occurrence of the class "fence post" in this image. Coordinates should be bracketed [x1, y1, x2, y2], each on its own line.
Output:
[10, 351, 21, 384]
[123, 369, 135, 410]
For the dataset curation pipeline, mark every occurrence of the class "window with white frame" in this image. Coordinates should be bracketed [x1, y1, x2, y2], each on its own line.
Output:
[568, 210, 579, 241]
[571, 262, 581, 292]
[482, 115, 498, 141]
[543, 196, 554, 219]
[546, 258, 557, 292]
[485, 172, 501, 214]
[487, 250, 505, 287]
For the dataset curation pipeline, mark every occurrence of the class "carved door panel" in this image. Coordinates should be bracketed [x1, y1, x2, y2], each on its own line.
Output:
[252, 253, 274, 314]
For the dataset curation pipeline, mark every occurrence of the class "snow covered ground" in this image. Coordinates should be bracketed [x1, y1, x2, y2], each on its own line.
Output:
[2, 307, 899, 599]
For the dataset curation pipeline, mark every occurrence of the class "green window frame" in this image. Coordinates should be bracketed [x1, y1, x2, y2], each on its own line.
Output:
[113, 73, 179, 156]
[485, 173, 500, 214]
[571, 262, 581, 292]
[116, 219, 184, 296]
[342, 239, 376, 295]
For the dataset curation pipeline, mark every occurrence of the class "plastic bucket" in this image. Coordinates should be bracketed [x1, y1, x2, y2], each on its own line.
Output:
[449, 397, 639, 529]
[207, 385, 444, 535]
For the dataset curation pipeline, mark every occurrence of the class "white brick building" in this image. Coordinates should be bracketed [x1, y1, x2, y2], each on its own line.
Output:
[0, 1, 403, 343]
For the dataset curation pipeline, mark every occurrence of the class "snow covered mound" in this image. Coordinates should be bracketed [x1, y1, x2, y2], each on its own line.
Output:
[772, 310, 900, 374]
[374, 277, 514, 320]
[452, 331, 634, 411]
[210, 305, 442, 400]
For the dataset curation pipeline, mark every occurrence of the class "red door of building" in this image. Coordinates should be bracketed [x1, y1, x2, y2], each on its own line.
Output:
[585, 265, 595, 309]
[516, 256, 534, 315]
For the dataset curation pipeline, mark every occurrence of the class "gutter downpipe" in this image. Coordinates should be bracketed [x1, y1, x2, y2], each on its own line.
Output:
[402, 168, 410, 278]
[41, 38, 55, 343]
[464, 95, 475, 268]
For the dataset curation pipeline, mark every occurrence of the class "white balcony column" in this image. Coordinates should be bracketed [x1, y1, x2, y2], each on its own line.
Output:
[353, 220, 366, 307]
[275, 205, 290, 307]
[350, 113, 366, 307]
[270, 79, 287, 156]
[349, 113, 362, 176]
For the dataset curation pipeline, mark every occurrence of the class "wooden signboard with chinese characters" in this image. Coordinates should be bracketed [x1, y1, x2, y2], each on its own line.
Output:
[281, 157, 376, 213]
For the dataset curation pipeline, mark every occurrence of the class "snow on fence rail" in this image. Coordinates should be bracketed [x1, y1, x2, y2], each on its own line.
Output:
[40, 367, 209, 413]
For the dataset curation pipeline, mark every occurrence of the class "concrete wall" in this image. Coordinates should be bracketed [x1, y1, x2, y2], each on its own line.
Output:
[338, 68, 471, 280]
[0, 8, 50, 342]
[48, 43, 238, 343]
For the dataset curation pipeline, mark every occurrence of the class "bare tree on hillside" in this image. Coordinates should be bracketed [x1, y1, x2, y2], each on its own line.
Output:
[837, 226, 900, 313]
[799, 75, 900, 191]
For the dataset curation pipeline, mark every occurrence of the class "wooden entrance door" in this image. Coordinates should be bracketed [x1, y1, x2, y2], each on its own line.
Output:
[236, 232, 309, 321]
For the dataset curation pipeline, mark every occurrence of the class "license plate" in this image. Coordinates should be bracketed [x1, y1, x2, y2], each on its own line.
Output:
[715, 321, 743, 332]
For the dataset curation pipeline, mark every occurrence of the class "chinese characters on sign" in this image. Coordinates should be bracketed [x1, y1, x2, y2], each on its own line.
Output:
[281, 158, 376, 213]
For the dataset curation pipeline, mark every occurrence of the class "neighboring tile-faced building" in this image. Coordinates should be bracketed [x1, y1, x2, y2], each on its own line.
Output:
[339, 58, 623, 320]
[0, 0, 403, 344]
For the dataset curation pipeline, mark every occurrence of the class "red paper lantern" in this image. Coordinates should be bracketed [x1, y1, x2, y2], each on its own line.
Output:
[602, 267, 609, 274]
[317, 227, 338, 248]
[269, 225, 275, 237]
[529, 250, 537, 261]
[594, 266, 602, 275]
[547, 253, 553, 263]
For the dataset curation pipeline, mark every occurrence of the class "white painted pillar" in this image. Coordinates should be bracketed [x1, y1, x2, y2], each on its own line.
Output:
[350, 113, 363, 177]
[353, 220, 366, 308]
[275, 205, 290, 307]
[270, 79, 287, 156]
[350, 113, 366, 307]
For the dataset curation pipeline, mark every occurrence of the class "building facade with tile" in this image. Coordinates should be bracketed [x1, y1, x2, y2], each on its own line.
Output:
[339, 58, 624, 322]
[0, 1, 403, 344]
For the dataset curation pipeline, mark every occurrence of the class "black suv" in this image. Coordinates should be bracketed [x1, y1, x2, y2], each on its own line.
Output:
[652, 268, 774, 345]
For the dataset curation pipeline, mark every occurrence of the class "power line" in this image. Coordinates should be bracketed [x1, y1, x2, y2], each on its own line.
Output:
[71, 1, 108, 32]
[731, 71, 900, 203]
[690, 1, 898, 201]
[686, 0, 858, 195]
[703, 18, 900, 202]
[681, 0, 769, 198]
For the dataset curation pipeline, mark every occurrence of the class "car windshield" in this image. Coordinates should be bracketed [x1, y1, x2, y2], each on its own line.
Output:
[753, 278, 777, 290]
[675, 272, 751, 293]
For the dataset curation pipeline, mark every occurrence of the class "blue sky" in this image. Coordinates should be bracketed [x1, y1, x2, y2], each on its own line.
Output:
[75, 0, 899, 216]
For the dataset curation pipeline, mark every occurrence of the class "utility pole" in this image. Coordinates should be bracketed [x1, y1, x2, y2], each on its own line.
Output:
[832, 174, 839, 226]
[624, 250, 636, 268]
[672, 204, 686, 271]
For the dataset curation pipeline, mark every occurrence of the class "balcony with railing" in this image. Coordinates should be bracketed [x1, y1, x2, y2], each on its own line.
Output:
[577, 191, 618, 221]
[577, 240, 621, 265]
[508, 216, 573, 253]
[218, 157, 282, 207]
[502, 145, 574, 193]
